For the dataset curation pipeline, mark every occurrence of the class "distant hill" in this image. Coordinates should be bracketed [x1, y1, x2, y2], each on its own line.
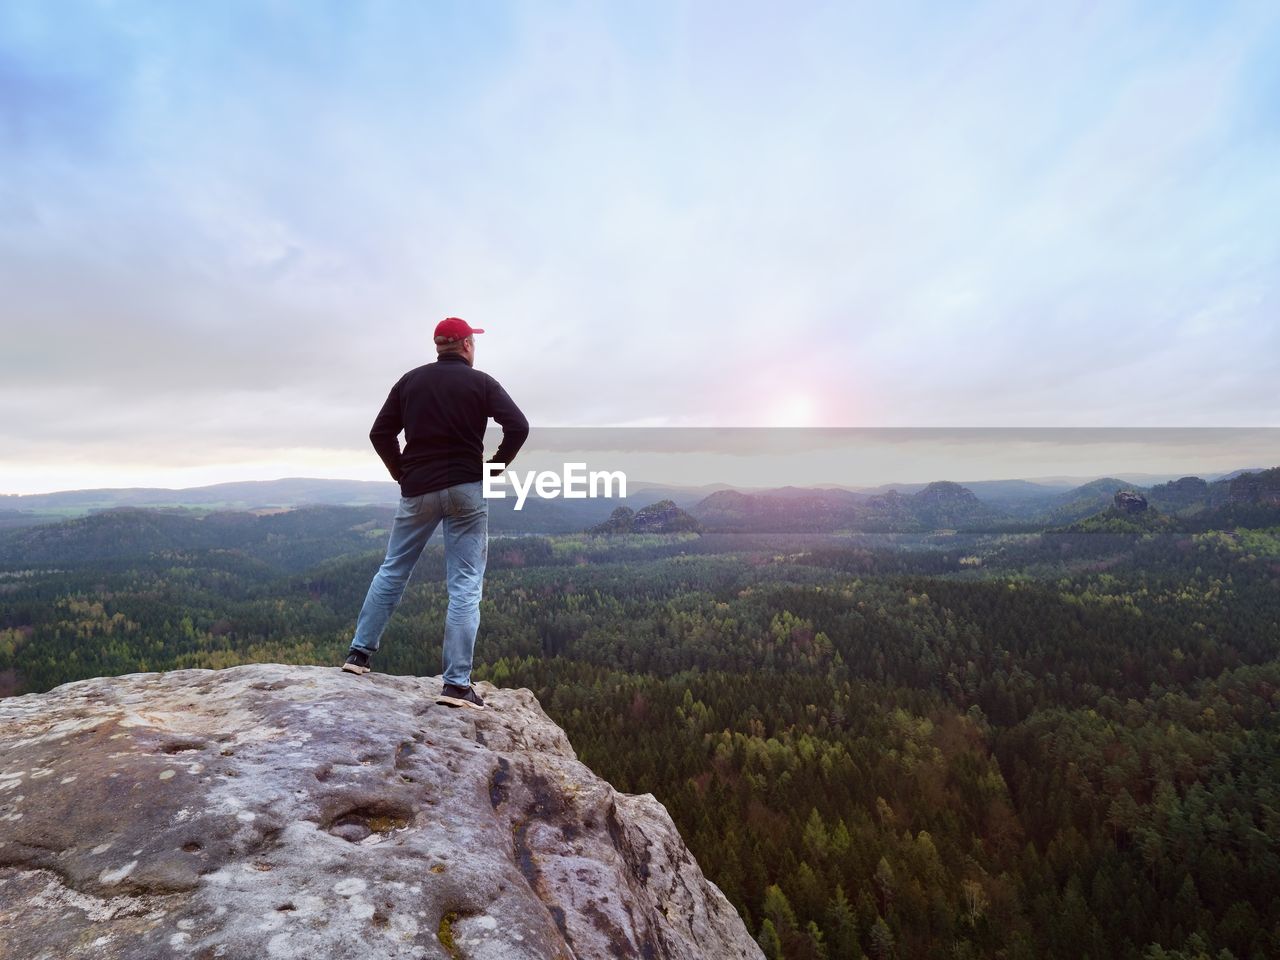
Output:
[0, 477, 401, 514]
[1042, 478, 1136, 524]
[1052, 468, 1280, 533]
[624, 481, 737, 509]
[0, 477, 654, 535]
[588, 500, 701, 535]
[692, 488, 866, 533]
[4, 468, 1275, 536]
[689, 467, 1280, 532]
[1146, 475, 1213, 513]
[1228, 466, 1280, 505]
[854, 478, 1073, 499]
[1212, 467, 1269, 482]
[691, 481, 1006, 532]
[904, 480, 1003, 528]
[1088, 467, 1280, 520]
[0, 505, 395, 572]
[1064, 504, 1175, 535]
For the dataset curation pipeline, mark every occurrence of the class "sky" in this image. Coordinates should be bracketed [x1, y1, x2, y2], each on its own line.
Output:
[2, 0, 1278, 494]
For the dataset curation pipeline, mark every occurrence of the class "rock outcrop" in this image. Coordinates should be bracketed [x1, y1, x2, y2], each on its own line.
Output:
[588, 501, 700, 535]
[0, 664, 761, 960]
[1113, 490, 1149, 514]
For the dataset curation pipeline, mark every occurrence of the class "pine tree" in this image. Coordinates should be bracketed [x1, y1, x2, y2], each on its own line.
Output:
[825, 884, 861, 959]
[869, 916, 894, 960]
[831, 817, 853, 857]
[763, 883, 799, 935]
[758, 918, 784, 960]
[806, 919, 830, 960]
[874, 857, 896, 916]
[792, 860, 825, 920]
[803, 807, 831, 860]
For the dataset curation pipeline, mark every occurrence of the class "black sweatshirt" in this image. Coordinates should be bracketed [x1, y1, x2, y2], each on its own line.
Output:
[368, 353, 530, 497]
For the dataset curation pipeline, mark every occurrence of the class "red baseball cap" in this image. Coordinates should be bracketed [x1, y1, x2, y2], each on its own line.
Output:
[434, 317, 485, 343]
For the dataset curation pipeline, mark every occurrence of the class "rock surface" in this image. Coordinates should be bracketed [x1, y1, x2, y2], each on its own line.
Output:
[1113, 490, 1149, 514]
[1111, 491, 1152, 514]
[0, 664, 762, 960]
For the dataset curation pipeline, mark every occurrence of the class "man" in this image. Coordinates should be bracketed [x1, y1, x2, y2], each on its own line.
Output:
[342, 316, 529, 711]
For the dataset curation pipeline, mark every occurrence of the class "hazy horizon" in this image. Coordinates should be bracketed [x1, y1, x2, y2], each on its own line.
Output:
[0, 468, 1267, 502]
[4, 426, 1276, 498]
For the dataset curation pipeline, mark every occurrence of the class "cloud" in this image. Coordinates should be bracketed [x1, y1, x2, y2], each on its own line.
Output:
[1, 1, 1278, 493]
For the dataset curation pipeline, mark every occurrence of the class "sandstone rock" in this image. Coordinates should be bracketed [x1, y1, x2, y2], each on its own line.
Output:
[589, 502, 699, 535]
[1113, 490, 1148, 514]
[0, 664, 761, 960]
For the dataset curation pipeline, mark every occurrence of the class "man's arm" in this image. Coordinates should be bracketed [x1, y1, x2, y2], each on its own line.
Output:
[485, 375, 529, 468]
[369, 379, 405, 481]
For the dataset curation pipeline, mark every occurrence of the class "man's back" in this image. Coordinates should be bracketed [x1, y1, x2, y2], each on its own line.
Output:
[369, 352, 529, 496]
[345, 319, 524, 710]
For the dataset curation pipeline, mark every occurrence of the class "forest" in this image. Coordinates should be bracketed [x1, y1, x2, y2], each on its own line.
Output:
[0, 500, 1277, 960]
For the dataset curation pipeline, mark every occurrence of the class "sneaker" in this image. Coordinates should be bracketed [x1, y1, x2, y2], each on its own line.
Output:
[342, 648, 373, 675]
[436, 683, 485, 710]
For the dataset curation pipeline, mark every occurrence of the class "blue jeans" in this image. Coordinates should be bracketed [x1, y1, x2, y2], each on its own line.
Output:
[349, 480, 488, 687]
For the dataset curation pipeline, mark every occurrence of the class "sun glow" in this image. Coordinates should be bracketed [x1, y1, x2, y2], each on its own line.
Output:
[765, 393, 818, 428]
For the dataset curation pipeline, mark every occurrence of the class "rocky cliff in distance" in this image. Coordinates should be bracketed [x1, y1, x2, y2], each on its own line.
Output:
[0, 664, 761, 960]
[588, 500, 701, 535]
